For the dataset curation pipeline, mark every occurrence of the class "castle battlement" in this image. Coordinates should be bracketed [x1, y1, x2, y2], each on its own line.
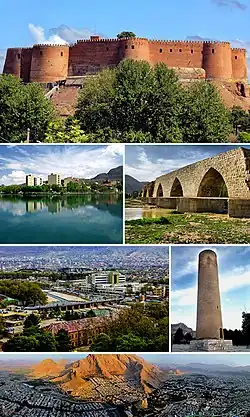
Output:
[3, 35, 248, 84]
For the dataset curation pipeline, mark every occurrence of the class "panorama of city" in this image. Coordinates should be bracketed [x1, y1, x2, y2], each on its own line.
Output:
[2, 0, 250, 415]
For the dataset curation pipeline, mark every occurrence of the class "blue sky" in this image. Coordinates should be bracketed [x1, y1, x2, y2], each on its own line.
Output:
[171, 246, 250, 331]
[125, 144, 250, 182]
[0, 144, 123, 185]
[1, 0, 250, 71]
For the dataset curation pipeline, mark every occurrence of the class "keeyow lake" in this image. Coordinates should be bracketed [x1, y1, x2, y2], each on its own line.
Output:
[0, 194, 123, 244]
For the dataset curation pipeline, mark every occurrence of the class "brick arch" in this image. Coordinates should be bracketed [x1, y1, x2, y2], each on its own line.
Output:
[156, 183, 164, 197]
[197, 168, 229, 197]
[170, 177, 183, 197]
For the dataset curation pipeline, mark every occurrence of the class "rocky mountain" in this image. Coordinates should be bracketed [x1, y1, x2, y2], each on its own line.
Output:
[90, 166, 123, 182]
[171, 323, 195, 337]
[27, 354, 166, 403]
[125, 174, 148, 194]
[28, 359, 69, 378]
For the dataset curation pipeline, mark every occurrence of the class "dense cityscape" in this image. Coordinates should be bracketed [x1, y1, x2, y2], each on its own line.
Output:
[144, 373, 250, 417]
[0, 246, 169, 352]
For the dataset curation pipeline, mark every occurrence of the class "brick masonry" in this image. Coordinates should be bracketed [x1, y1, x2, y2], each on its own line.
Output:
[3, 37, 248, 83]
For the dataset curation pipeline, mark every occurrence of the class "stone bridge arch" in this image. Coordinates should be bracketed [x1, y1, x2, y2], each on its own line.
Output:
[143, 187, 147, 198]
[170, 177, 183, 197]
[148, 182, 155, 197]
[156, 183, 164, 197]
[197, 168, 229, 197]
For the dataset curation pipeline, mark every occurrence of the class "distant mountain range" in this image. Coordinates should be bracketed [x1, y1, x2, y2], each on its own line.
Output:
[89, 166, 123, 182]
[125, 174, 148, 194]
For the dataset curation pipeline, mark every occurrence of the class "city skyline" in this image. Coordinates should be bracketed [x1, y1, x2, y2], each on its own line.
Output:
[0, 145, 123, 185]
[0, 245, 169, 271]
[172, 246, 250, 330]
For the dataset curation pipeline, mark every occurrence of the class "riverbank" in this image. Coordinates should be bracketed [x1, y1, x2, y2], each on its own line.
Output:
[125, 213, 250, 244]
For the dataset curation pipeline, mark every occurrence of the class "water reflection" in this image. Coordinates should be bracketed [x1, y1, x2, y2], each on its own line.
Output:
[0, 195, 123, 244]
[125, 207, 170, 220]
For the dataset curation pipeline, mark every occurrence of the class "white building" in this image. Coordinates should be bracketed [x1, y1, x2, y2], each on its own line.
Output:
[26, 174, 43, 187]
[48, 173, 61, 186]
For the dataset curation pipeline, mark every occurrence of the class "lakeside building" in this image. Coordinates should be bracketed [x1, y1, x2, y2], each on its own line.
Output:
[48, 173, 61, 186]
[26, 174, 43, 187]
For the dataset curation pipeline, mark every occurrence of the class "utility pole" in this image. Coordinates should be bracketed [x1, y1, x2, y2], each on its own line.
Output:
[26, 128, 30, 143]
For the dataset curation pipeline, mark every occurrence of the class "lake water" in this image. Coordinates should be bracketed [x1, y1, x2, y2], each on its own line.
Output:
[125, 207, 170, 220]
[0, 195, 123, 244]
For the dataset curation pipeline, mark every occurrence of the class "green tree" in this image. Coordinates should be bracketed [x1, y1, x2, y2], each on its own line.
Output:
[173, 328, 184, 344]
[44, 119, 88, 143]
[242, 312, 250, 347]
[117, 31, 136, 39]
[2, 335, 39, 352]
[238, 132, 250, 142]
[115, 333, 147, 351]
[55, 329, 72, 351]
[86, 309, 96, 318]
[231, 106, 250, 135]
[0, 74, 55, 142]
[181, 81, 231, 143]
[24, 314, 40, 328]
[91, 333, 114, 351]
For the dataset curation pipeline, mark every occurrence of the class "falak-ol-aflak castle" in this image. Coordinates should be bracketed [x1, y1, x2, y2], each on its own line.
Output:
[3, 34, 248, 84]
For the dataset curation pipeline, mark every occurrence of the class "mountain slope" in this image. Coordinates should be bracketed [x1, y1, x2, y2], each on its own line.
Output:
[90, 166, 123, 182]
[28, 354, 166, 402]
[125, 174, 148, 194]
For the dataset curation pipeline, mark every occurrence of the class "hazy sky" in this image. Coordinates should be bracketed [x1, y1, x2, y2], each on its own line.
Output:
[1, 0, 250, 72]
[125, 145, 250, 182]
[3, 353, 250, 367]
[171, 246, 250, 330]
[0, 145, 123, 185]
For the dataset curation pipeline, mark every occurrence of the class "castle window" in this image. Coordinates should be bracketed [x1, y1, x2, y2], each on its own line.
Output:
[179, 49, 182, 52]
[106, 47, 109, 51]
[170, 49, 173, 52]
[191, 49, 194, 54]
[61, 52, 63, 57]
[235, 56, 238, 60]
[132, 45, 135, 49]
[125, 45, 128, 49]
[212, 48, 215, 54]
[160, 48, 163, 53]
[17, 53, 21, 59]
[40, 51, 43, 56]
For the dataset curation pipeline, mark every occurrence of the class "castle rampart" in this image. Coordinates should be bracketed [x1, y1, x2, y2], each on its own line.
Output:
[3, 36, 248, 84]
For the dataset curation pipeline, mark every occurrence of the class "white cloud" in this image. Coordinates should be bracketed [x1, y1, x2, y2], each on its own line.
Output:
[28, 23, 100, 46]
[172, 263, 250, 329]
[28, 24, 68, 45]
[125, 148, 214, 182]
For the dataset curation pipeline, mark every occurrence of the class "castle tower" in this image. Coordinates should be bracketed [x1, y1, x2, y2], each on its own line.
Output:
[196, 250, 223, 340]
[119, 38, 150, 63]
[3, 48, 22, 78]
[202, 42, 233, 80]
[30, 44, 69, 83]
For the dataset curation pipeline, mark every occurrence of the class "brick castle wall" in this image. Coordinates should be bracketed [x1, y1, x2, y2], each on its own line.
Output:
[3, 36, 248, 83]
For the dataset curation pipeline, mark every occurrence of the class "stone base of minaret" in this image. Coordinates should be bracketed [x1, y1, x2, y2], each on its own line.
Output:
[190, 339, 233, 352]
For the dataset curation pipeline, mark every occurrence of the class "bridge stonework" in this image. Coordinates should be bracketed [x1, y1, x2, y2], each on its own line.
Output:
[147, 147, 250, 200]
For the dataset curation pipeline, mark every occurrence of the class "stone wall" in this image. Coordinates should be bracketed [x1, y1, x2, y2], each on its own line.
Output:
[152, 147, 250, 199]
[228, 199, 250, 218]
